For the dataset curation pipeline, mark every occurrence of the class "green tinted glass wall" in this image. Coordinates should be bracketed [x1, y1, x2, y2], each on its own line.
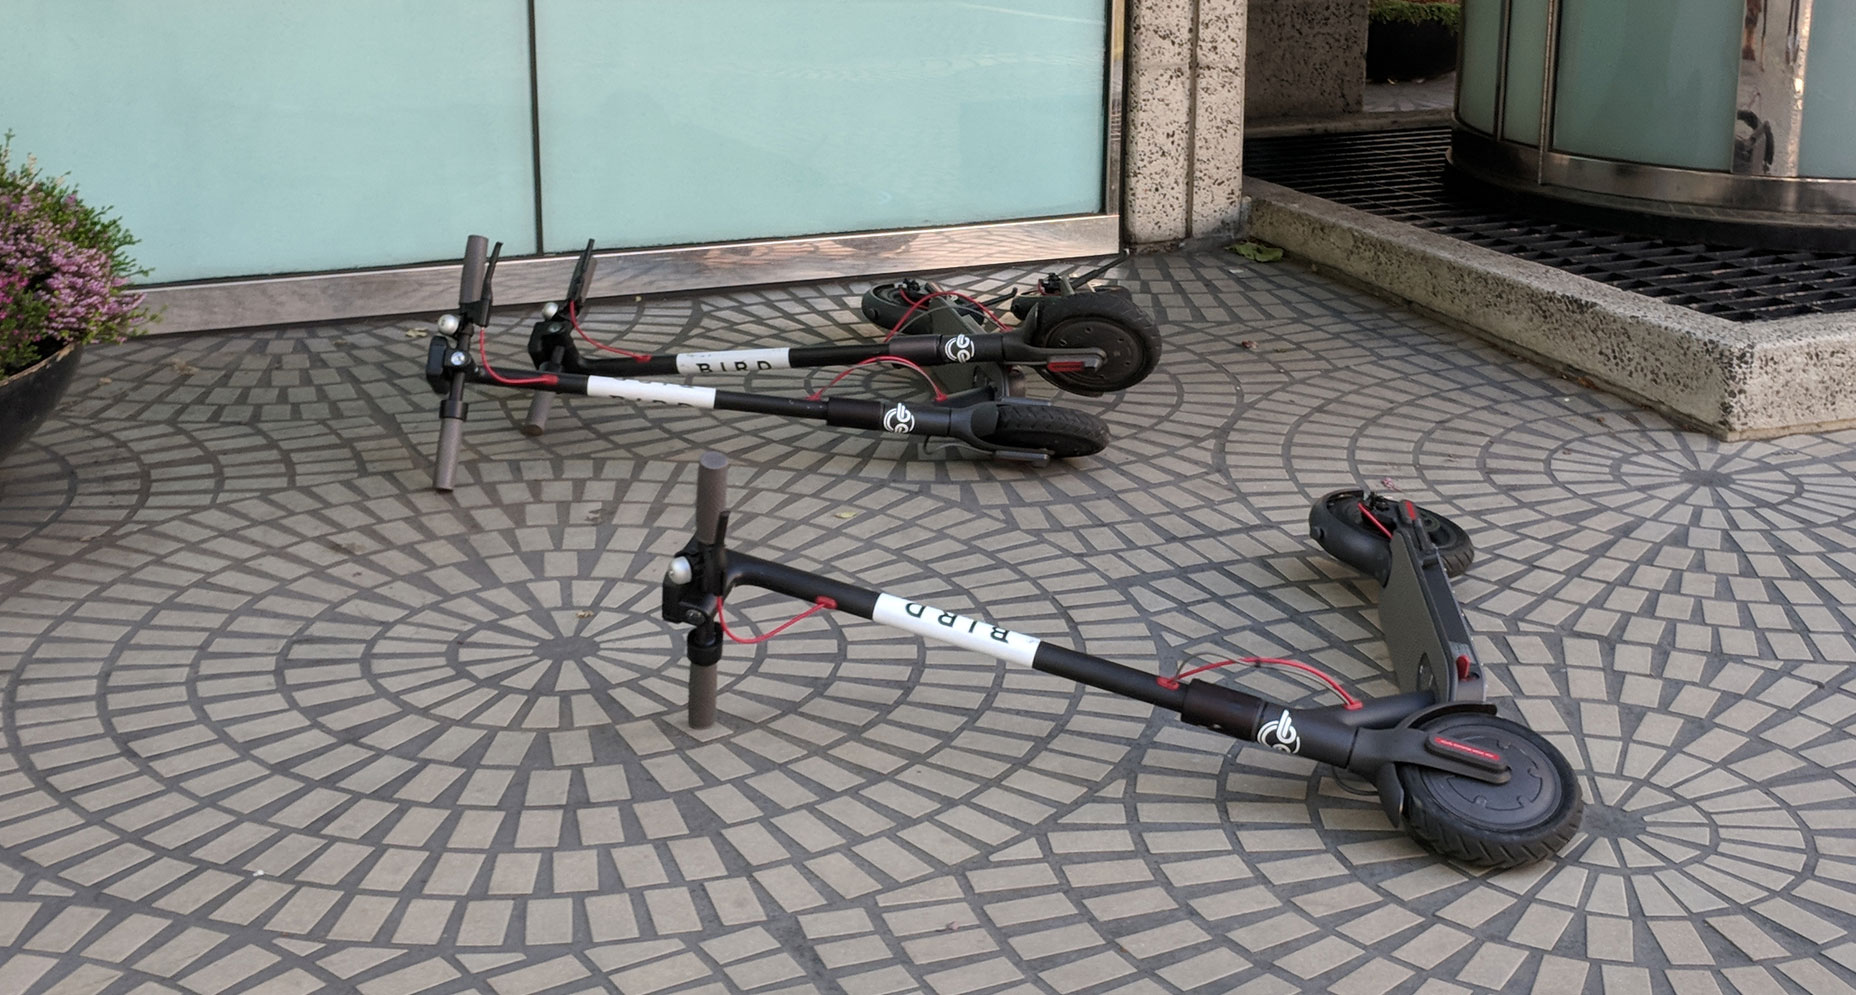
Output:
[1552, 0, 1742, 170]
[533, 0, 1108, 252]
[1457, 0, 1502, 134]
[0, 2, 536, 284]
[1499, 0, 1549, 146]
[1802, 1, 1856, 178]
[2, 1, 1110, 284]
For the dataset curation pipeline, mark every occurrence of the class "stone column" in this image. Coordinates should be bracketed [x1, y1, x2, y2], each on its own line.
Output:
[1243, 0, 1368, 121]
[1122, 0, 1250, 245]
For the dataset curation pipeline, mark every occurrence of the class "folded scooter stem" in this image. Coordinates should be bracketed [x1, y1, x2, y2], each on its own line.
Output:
[475, 369, 983, 436]
[701, 546, 1457, 779]
[1376, 502, 1484, 701]
[675, 454, 1467, 780]
[541, 321, 1099, 379]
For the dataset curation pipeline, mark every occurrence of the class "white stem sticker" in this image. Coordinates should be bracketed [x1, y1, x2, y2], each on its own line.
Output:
[676, 348, 792, 375]
[585, 377, 717, 409]
[872, 594, 1041, 666]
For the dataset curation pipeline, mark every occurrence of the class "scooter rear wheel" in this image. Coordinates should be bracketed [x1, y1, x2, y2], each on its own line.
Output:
[1024, 292, 1161, 396]
[861, 282, 987, 334]
[1009, 283, 1132, 321]
[1396, 712, 1583, 869]
[982, 403, 1110, 459]
[1309, 489, 1473, 580]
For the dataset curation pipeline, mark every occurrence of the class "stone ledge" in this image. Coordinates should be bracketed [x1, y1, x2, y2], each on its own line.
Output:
[1244, 108, 1454, 139]
[1244, 177, 1856, 439]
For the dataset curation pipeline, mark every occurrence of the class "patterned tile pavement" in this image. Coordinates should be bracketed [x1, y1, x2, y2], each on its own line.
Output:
[3, 250, 1856, 994]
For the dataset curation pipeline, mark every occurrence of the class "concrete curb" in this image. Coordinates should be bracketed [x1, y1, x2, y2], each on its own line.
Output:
[1244, 177, 1856, 439]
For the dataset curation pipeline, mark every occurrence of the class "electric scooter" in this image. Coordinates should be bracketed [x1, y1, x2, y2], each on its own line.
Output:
[662, 453, 1583, 868]
[427, 237, 1114, 491]
[856, 254, 1151, 398]
[518, 240, 1159, 435]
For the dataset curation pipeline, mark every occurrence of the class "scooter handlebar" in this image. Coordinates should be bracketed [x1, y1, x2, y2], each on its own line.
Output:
[460, 235, 490, 307]
[434, 415, 464, 492]
[696, 451, 729, 544]
[521, 391, 553, 436]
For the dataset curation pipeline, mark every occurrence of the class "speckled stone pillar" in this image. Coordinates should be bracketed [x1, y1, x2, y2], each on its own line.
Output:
[1243, 0, 1368, 120]
[1123, 0, 1249, 245]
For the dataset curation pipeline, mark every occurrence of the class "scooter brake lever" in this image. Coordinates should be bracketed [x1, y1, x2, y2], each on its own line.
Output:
[1071, 251, 1130, 287]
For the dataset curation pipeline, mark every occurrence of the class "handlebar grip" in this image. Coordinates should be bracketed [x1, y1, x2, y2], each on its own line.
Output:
[521, 391, 554, 437]
[688, 663, 717, 729]
[434, 416, 465, 491]
[460, 235, 490, 306]
[696, 451, 728, 544]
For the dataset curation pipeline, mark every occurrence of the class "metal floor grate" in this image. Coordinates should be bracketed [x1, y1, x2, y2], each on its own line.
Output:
[1244, 128, 1856, 323]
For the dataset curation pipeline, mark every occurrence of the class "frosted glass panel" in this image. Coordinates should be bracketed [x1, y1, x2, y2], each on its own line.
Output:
[1499, 0, 1549, 145]
[1552, 0, 1741, 170]
[1801, 1, 1856, 178]
[535, 0, 1106, 252]
[1458, 0, 1501, 133]
[0, 2, 535, 283]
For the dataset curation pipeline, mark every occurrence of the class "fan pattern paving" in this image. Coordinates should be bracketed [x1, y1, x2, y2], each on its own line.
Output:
[2, 251, 1855, 994]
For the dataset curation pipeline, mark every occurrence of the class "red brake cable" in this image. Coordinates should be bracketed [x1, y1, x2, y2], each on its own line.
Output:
[1156, 656, 1363, 710]
[806, 356, 946, 401]
[884, 289, 1006, 342]
[475, 317, 557, 387]
[716, 596, 838, 645]
[1357, 502, 1395, 539]
[570, 301, 651, 361]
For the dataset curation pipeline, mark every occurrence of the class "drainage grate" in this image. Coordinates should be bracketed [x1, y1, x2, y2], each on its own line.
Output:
[1243, 128, 1856, 323]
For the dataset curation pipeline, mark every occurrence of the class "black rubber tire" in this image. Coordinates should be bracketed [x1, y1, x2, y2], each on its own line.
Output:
[860, 282, 986, 334]
[982, 403, 1110, 459]
[1397, 712, 1583, 869]
[1023, 291, 1161, 396]
[1011, 283, 1132, 321]
[1314, 489, 1474, 578]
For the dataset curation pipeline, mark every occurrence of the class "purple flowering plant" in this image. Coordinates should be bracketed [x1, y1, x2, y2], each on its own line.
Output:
[0, 133, 150, 376]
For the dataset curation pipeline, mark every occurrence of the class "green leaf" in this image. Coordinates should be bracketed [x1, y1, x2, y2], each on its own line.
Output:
[1230, 241, 1284, 263]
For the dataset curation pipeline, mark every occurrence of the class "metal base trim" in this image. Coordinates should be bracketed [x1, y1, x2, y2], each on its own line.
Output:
[140, 215, 1122, 334]
[1451, 128, 1856, 227]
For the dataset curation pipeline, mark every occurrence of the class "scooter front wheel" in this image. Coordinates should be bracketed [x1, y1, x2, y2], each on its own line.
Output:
[982, 403, 1110, 459]
[1396, 712, 1583, 869]
[1025, 292, 1161, 397]
[1309, 489, 1474, 580]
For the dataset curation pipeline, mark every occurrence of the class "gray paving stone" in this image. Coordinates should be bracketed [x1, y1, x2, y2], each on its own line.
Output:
[2, 253, 1855, 993]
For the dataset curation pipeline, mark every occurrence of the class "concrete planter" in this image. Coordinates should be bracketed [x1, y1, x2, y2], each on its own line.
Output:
[0, 340, 83, 467]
